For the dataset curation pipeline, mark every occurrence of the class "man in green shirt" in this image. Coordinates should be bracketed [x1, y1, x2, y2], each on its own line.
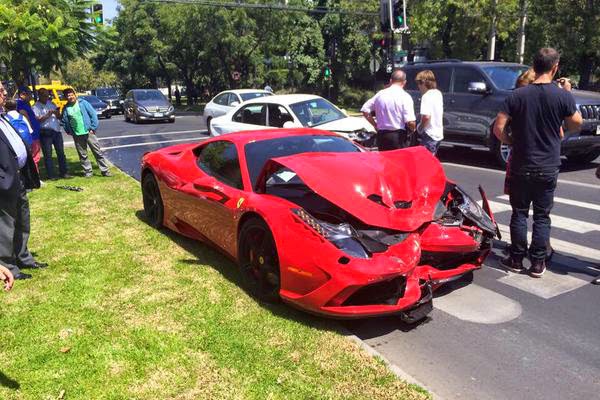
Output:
[61, 88, 111, 177]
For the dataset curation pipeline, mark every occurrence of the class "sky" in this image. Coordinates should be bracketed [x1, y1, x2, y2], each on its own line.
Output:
[102, 0, 120, 21]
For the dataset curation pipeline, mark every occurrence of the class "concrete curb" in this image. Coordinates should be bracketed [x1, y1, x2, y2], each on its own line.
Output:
[340, 326, 443, 400]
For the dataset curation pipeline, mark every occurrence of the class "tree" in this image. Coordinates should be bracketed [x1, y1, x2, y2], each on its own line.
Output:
[0, 0, 95, 84]
[61, 57, 118, 91]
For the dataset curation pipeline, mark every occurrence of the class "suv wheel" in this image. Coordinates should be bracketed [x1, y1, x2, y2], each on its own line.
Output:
[491, 135, 510, 169]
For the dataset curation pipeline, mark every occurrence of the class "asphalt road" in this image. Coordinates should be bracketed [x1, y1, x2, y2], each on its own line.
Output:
[89, 115, 600, 400]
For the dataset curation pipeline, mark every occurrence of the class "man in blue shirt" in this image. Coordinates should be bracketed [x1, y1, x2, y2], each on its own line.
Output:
[16, 87, 41, 171]
[61, 88, 111, 177]
[494, 48, 582, 278]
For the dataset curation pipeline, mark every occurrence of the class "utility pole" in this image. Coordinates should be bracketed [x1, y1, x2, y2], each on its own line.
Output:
[516, 0, 527, 64]
[487, 0, 498, 60]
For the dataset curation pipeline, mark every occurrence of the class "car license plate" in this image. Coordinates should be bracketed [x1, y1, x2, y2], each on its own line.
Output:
[596, 125, 600, 135]
[154, 112, 163, 117]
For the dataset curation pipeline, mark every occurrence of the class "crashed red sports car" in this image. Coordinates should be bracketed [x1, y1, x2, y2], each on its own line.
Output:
[141, 129, 498, 322]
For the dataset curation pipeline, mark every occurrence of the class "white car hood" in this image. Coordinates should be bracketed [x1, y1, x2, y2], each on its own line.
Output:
[316, 116, 375, 134]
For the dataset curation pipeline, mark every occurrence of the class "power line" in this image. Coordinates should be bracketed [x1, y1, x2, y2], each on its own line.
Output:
[143, 0, 379, 16]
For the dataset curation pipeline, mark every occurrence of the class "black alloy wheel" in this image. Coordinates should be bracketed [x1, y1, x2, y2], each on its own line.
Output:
[490, 134, 509, 169]
[142, 173, 164, 228]
[206, 117, 212, 135]
[124, 109, 130, 122]
[238, 217, 281, 303]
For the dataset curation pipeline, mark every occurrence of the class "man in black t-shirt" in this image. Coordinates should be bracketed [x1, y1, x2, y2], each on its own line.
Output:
[493, 48, 582, 278]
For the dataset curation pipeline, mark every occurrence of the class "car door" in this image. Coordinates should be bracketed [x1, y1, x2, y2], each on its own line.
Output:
[178, 140, 245, 256]
[216, 103, 268, 134]
[210, 92, 233, 118]
[446, 66, 497, 144]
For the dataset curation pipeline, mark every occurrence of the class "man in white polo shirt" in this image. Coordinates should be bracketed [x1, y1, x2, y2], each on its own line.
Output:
[361, 70, 416, 151]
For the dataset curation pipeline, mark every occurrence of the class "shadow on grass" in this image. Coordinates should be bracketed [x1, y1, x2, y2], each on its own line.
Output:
[0, 371, 20, 389]
[134, 210, 345, 334]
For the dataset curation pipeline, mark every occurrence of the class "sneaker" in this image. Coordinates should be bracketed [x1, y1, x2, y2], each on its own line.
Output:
[101, 171, 113, 177]
[84, 172, 93, 178]
[591, 277, 600, 285]
[500, 255, 525, 273]
[529, 259, 546, 278]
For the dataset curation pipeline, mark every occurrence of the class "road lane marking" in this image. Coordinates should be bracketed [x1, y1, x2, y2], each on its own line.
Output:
[498, 194, 600, 212]
[496, 223, 600, 261]
[443, 162, 600, 189]
[434, 284, 522, 324]
[96, 129, 203, 141]
[102, 137, 208, 150]
[498, 269, 588, 299]
[485, 200, 600, 234]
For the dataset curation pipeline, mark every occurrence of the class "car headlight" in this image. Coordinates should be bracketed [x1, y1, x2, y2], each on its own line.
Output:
[119, 100, 124, 104]
[454, 186, 496, 234]
[292, 208, 368, 258]
[168, 105, 174, 112]
[138, 105, 147, 112]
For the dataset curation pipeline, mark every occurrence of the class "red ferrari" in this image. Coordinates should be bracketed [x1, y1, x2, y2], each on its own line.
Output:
[141, 129, 498, 322]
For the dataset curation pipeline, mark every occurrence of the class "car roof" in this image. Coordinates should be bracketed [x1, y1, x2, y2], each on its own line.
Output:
[131, 89, 162, 92]
[220, 89, 271, 95]
[242, 94, 322, 105]
[405, 60, 526, 68]
[206, 127, 339, 146]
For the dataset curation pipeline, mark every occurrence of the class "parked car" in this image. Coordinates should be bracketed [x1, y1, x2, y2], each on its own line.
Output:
[141, 129, 498, 322]
[203, 89, 273, 131]
[79, 95, 111, 119]
[209, 94, 376, 146]
[91, 87, 123, 114]
[123, 89, 175, 123]
[402, 60, 600, 166]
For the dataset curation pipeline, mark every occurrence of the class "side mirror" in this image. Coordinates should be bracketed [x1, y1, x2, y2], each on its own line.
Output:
[468, 82, 489, 94]
[230, 101, 240, 107]
[283, 120, 301, 129]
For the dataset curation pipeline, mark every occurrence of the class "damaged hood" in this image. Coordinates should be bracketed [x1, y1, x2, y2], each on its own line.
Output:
[264, 147, 447, 231]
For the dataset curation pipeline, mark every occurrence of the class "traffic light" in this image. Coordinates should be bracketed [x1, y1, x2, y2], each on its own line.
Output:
[92, 3, 103, 25]
[324, 65, 332, 79]
[393, 0, 407, 30]
[380, 0, 407, 32]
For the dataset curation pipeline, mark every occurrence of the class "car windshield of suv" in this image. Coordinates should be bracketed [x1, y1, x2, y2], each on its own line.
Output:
[240, 92, 272, 101]
[482, 66, 529, 90]
[135, 90, 165, 101]
[96, 88, 120, 97]
[81, 95, 103, 105]
[245, 135, 360, 188]
[289, 98, 346, 127]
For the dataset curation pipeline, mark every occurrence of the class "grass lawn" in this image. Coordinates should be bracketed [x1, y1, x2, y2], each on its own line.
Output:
[0, 150, 429, 399]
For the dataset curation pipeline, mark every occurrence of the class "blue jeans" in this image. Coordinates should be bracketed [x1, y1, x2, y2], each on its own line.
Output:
[418, 133, 441, 155]
[40, 128, 68, 178]
[508, 168, 559, 262]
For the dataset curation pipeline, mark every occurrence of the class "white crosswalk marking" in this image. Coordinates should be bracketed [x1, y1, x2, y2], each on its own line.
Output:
[496, 223, 600, 261]
[498, 194, 600, 212]
[486, 200, 600, 234]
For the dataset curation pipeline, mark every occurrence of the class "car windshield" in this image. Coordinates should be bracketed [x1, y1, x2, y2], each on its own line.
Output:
[81, 95, 102, 104]
[482, 66, 529, 90]
[289, 98, 346, 127]
[240, 92, 272, 101]
[245, 135, 360, 188]
[135, 90, 165, 101]
[96, 88, 120, 97]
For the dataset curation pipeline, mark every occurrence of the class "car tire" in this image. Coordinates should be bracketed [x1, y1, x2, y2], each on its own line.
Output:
[106, 114, 112, 119]
[490, 135, 510, 169]
[142, 173, 164, 229]
[238, 217, 281, 303]
[206, 117, 212, 136]
[124, 110, 130, 122]
[566, 149, 600, 165]
[168, 118, 175, 123]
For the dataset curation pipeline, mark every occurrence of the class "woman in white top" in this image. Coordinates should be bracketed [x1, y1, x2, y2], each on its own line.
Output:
[415, 70, 444, 155]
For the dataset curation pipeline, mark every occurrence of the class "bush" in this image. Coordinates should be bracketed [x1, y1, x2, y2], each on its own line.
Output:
[338, 86, 375, 109]
[265, 69, 288, 90]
